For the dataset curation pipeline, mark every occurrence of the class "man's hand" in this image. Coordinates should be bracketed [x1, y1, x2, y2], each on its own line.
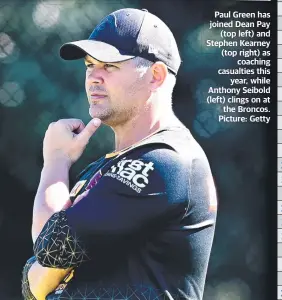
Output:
[43, 118, 101, 166]
[27, 260, 73, 300]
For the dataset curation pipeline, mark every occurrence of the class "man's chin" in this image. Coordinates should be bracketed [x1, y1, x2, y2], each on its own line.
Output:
[89, 108, 111, 123]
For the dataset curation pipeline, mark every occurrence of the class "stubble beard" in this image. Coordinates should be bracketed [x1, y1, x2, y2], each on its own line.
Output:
[89, 102, 136, 127]
[88, 77, 144, 126]
[89, 105, 116, 127]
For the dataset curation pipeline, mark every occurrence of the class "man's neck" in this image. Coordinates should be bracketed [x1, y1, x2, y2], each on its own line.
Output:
[112, 109, 180, 152]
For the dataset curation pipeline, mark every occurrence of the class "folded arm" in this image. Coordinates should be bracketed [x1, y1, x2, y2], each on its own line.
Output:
[23, 160, 74, 299]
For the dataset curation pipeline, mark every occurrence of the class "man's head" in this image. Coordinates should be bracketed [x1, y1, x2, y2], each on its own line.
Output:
[83, 54, 176, 126]
[59, 8, 181, 126]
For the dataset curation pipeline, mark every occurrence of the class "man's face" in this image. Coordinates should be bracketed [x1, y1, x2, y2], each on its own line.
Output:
[84, 55, 151, 126]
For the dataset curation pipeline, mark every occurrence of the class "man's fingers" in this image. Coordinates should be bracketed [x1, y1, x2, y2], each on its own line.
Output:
[75, 118, 101, 145]
[57, 119, 85, 132]
[74, 123, 85, 134]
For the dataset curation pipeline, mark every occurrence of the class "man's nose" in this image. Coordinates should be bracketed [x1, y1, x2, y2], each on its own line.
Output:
[87, 70, 104, 85]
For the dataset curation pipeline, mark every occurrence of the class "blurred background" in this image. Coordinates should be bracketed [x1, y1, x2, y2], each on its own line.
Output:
[0, 0, 275, 299]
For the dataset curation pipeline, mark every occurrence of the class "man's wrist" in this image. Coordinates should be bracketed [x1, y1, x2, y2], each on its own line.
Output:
[43, 154, 72, 170]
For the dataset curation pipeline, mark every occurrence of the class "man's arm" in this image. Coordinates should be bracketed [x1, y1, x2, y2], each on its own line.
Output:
[23, 161, 73, 300]
[24, 118, 101, 299]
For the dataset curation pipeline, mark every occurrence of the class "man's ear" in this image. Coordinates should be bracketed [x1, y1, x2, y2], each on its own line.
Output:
[150, 62, 168, 91]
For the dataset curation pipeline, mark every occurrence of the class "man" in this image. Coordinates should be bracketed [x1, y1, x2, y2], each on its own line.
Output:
[22, 8, 217, 300]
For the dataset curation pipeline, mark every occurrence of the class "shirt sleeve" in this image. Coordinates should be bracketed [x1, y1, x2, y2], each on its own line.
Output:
[33, 145, 189, 264]
[33, 211, 89, 268]
[179, 144, 217, 300]
[21, 256, 37, 300]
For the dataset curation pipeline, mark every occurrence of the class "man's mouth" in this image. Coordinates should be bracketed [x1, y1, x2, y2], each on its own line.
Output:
[90, 94, 107, 99]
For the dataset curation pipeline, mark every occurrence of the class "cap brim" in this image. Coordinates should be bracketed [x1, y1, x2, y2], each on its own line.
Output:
[60, 40, 135, 63]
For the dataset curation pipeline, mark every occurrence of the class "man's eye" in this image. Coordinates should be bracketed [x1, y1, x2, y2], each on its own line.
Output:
[86, 64, 94, 68]
[104, 64, 118, 69]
